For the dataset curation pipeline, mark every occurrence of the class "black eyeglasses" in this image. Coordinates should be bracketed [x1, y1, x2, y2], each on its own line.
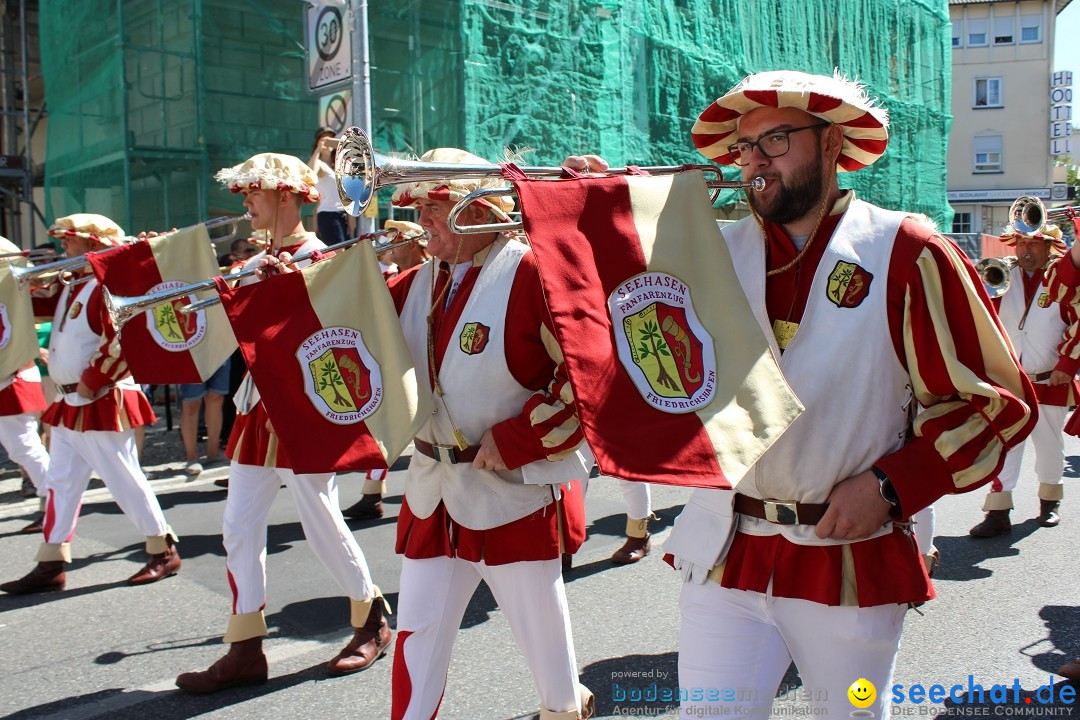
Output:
[727, 122, 830, 166]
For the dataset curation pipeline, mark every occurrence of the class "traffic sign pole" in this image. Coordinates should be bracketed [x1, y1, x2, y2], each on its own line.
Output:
[352, 0, 375, 234]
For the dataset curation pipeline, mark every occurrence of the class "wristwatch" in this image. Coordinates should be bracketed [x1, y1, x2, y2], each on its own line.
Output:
[872, 466, 900, 507]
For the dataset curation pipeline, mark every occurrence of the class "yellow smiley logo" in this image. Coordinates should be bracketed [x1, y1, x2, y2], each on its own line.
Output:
[848, 678, 877, 709]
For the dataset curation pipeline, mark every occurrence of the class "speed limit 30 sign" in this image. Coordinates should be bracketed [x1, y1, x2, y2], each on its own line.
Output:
[306, 1, 352, 93]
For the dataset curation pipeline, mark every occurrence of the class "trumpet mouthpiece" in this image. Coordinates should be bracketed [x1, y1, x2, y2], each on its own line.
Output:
[750, 177, 766, 192]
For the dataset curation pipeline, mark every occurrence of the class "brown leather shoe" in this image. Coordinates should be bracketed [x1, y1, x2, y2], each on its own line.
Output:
[20, 512, 44, 534]
[214, 477, 229, 488]
[1038, 500, 1061, 527]
[128, 538, 181, 585]
[326, 596, 392, 675]
[342, 494, 384, 520]
[969, 509, 1011, 537]
[0, 561, 66, 595]
[176, 637, 268, 693]
[611, 535, 651, 565]
[1060, 658, 1080, 681]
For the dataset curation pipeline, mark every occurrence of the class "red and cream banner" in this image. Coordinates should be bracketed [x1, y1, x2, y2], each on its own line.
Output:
[515, 170, 802, 488]
[0, 261, 40, 379]
[216, 241, 429, 474]
[88, 225, 236, 383]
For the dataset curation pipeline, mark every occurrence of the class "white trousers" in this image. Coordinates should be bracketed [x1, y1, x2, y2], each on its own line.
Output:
[394, 556, 581, 720]
[44, 426, 167, 545]
[223, 462, 375, 614]
[995, 403, 1066, 491]
[618, 479, 652, 520]
[678, 582, 906, 718]
[0, 413, 48, 497]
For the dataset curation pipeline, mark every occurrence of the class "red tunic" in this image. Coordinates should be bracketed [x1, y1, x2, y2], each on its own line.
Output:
[33, 279, 154, 431]
[693, 201, 1036, 607]
[388, 245, 586, 564]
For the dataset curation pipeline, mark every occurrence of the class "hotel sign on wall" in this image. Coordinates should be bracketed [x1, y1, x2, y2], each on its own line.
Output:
[1050, 71, 1072, 157]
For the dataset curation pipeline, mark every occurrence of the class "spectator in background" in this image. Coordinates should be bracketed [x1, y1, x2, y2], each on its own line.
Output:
[179, 357, 230, 476]
[308, 127, 354, 245]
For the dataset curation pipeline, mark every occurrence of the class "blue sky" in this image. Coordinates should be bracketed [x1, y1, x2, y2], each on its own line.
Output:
[1056, 1, 1080, 75]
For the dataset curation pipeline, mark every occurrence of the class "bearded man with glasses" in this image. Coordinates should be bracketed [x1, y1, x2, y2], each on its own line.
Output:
[568, 69, 1036, 718]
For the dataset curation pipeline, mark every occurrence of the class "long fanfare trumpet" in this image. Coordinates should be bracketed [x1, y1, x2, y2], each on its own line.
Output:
[104, 227, 423, 332]
[974, 256, 1018, 299]
[0, 248, 58, 261]
[1006, 195, 1080, 237]
[12, 213, 250, 289]
[333, 126, 765, 218]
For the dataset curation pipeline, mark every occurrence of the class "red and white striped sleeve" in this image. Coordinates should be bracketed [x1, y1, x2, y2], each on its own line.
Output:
[875, 220, 1037, 515]
[491, 252, 584, 469]
[1055, 291, 1080, 375]
[79, 283, 130, 392]
[1045, 251, 1080, 305]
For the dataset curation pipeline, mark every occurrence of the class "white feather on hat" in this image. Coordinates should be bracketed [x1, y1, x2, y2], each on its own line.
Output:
[47, 213, 126, 247]
[390, 148, 515, 218]
[215, 152, 320, 204]
[692, 69, 890, 171]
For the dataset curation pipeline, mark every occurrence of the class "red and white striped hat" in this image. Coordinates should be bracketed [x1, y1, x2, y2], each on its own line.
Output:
[692, 70, 890, 172]
[48, 213, 126, 247]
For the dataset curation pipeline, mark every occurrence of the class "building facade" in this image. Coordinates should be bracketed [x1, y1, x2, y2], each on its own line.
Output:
[948, 0, 1074, 253]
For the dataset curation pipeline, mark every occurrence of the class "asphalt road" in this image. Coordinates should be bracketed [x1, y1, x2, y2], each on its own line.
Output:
[0, 422, 1077, 720]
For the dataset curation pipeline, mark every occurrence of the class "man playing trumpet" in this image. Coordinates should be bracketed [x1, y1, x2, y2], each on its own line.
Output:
[970, 224, 1079, 536]
[1, 214, 179, 595]
[175, 153, 391, 693]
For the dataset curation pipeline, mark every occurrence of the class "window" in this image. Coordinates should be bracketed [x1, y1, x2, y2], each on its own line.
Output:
[974, 135, 1003, 172]
[1021, 14, 1041, 42]
[952, 22, 962, 47]
[968, 18, 988, 46]
[952, 213, 973, 234]
[993, 15, 1014, 44]
[974, 77, 1003, 107]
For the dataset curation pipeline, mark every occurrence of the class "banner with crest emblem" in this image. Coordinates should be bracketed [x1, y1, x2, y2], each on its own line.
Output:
[215, 241, 429, 474]
[514, 170, 802, 488]
[87, 225, 236, 383]
[0, 261, 41, 378]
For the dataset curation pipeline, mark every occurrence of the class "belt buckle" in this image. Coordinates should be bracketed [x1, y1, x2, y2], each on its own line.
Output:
[432, 443, 458, 464]
[762, 500, 799, 525]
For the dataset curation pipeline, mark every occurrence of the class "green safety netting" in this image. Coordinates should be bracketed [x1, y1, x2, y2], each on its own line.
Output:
[40, 0, 952, 231]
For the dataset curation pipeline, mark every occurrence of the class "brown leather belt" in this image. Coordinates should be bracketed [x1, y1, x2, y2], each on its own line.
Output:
[413, 438, 480, 465]
[58, 382, 114, 395]
[734, 493, 829, 526]
[1027, 371, 1053, 383]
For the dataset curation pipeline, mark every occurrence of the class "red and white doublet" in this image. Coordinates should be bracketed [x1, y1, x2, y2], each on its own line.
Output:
[387, 236, 591, 720]
[220, 232, 380, 643]
[667, 194, 1035, 718]
[0, 363, 49, 498]
[983, 262, 1080, 510]
[31, 276, 169, 563]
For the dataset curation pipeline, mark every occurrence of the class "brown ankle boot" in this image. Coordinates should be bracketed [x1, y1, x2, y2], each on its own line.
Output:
[0, 561, 66, 595]
[175, 637, 268, 693]
[611, 534, 652, 565]
[342, 494, 384, 520]
[969, 509, 1011, 537]
[20, 512, 44, 534]
[1060, 658, 1080, 681]
[1038, 500, 1061, 527]
[326, 596, 392, 675]
[128, 537, 182, 585]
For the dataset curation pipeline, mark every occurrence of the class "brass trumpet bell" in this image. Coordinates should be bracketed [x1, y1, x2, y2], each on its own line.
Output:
[1006, 195, 1080, 238]
[974, 256, 1017, 298]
